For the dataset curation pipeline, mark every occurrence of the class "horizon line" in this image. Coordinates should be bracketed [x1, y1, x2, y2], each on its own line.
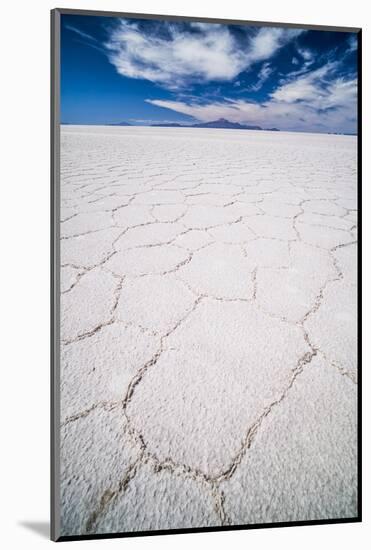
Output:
[60, 122, 357, 136]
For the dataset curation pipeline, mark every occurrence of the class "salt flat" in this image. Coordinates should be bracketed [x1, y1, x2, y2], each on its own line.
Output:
[59, 125, 358, 536]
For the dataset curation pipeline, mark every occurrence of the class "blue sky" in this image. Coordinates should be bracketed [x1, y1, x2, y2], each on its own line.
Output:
[61, 15, 358, 133]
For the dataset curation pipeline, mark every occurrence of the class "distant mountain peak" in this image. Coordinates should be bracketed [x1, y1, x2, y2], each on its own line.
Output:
[150, 118, 280, 132]
[108, 121, 131, 126]
[191, 118, 263, 130]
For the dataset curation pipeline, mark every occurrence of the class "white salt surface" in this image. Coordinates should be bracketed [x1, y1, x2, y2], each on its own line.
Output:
[59, 125, 358, 536]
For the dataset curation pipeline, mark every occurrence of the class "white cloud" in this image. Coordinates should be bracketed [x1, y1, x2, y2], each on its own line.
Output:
[297, 47, 313, 62]
[146, 61, 357, 133]
[270, 61, 356, 111]
[347, 34, 358, 53]
[270, 64, 329, 104]
[324, 77, 357, 109]
[247, 62, 274, 91]
[100, 20, 356, 133]
[283, 47, 315, 77]
[247, 27, 302, 63]
[105, 21, 302, 89]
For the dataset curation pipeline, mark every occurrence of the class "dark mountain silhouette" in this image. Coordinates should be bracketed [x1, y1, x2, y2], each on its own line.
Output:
[150, 118, 280, 131]
[192, 118, 262, 130]
[62, 119, 281, 131]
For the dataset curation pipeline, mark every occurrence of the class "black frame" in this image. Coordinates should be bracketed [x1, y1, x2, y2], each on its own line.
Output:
[51, 7, 362, 542]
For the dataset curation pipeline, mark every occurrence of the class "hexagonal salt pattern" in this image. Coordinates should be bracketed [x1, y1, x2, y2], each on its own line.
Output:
[60, 407, 140, 537]
[60, 126, 357, 535]
[126, 299, 310, 477]
[94, 463, 220, 534]
[220, 357, 357, 524]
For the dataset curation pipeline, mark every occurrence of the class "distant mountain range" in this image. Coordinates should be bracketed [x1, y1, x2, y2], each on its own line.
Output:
[60, 120, 357, 135]
[61, 118, 281, 131]
[192, 118, 263, 130]
[151, 118, 280, 131]
[108, 121, 132, 126]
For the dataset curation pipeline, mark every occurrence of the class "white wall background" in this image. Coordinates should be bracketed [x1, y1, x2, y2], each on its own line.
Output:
[1, 0, 368, 548]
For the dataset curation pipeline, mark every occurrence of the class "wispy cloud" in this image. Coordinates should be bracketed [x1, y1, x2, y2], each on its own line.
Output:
[247, 62, 274, 91]
[270, 62, 338, 103]
[270, 61, 357, 112]
[146, 61, 357, 133]
[63, 18, 357, 133]
[282, 46, 315, 78]
[104, 21, 302, 89]
[65, 24, 97, 42]
[347, 34, 358, 53]
[297, 47, 314, 62]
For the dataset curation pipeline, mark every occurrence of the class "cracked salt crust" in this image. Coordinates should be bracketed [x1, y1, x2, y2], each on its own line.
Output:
[94, 462, 220, 534]
[126, 298, 309, 477]
[181, 204, 243, 228]
[305, 279, 357, 382]
[246, 214, 297, 240]
[174, 229, 213, 250]
[304, 199, 347, 217]
[60, 126, 357, 536]
[177, 243, 254, 299]
[298, 221, 355, 249]
[208, 220, 256, 243]
[297, 212, 354, 231]
[60, 407, 140, 536]
[335, 242, 357, 286]
[116, 274, 195, 334]
[61, 268, 118, 342]
[61, 265, 82, 293]
[61, 210, 115, 238]
[260, 199, 301, 218]
[132, 189, 185, 205]
[61, 227, 122, 268]
[152, 204, 187, 222]
[104, 245, 190, 278]
[115, 221, 184, 248]
[61, 323, 161, 422]
[113, 204, 154, 226]
[187, 193, 241, 206]
[256, 241, 337, 323]
[244, 238, 290, 269]
[220, 357, 357, 524]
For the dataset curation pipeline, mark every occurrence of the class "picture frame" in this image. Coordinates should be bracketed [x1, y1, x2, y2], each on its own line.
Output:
[51, 8, 362, 542]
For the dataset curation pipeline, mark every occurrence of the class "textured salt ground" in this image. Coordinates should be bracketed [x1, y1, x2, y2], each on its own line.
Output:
[59, 126, 358, 536]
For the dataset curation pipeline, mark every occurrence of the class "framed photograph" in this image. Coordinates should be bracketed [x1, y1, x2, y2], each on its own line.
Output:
[51, 8, 361, 542]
